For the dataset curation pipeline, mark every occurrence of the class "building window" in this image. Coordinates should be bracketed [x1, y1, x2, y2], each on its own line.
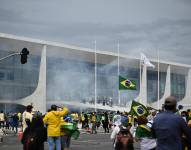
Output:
[0, 72, 5, 80]
[7, 72, 14, 80]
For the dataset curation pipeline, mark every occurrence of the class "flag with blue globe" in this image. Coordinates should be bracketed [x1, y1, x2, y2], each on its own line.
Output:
[119, 76, 136, 90]
[130, 100, 149, 117]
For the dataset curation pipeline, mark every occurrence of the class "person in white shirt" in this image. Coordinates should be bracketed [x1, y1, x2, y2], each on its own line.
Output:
[0, 111, 5, 129]
[22, 105, 33, 131]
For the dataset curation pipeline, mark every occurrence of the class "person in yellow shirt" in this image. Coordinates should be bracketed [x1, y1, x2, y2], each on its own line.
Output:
[43, 105, 69, 150]
[91, 112, 97, 134]
[73, 112, 79, 124]
[81, 112, 85, 129]
[17, 112, 22, 126]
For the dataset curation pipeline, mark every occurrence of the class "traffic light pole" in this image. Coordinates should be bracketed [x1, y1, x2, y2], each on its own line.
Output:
[0, 52, 20, 62]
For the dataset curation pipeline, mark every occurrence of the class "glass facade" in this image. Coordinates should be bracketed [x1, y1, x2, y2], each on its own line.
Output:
[147, 71, 167, 103]
[171, 73, 186, 101]
[0, 50, 40, 100]
[0, 37, 188, 112]
[47, 57, 95, 102]
[46, 49, 140, 106]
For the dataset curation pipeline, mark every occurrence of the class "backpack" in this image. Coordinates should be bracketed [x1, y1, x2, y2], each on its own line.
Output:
[115, 127, 134, 150]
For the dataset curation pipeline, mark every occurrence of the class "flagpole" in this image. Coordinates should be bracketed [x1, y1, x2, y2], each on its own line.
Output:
[94, 40, 97, 112]
[117, 41, 120, 106]
[140, 54, 142, 103]
[157, 49, 160, 110]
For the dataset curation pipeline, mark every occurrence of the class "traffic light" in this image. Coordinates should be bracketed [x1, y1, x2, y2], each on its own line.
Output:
[20, 48, 29, 64]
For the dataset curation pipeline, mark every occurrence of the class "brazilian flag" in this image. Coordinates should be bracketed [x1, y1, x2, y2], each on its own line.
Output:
[119, 76, 136, 90]
[130, 100, 149, 117]
[60, 122, 80, 139]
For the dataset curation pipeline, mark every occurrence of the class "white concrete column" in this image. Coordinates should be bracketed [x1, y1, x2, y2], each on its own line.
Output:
[161, 65, 171, 104]
[134, 64, 147, 105]
[18, 45, 47, 113]
[141, 64, 147, 105]
[151, 65, 171, 108]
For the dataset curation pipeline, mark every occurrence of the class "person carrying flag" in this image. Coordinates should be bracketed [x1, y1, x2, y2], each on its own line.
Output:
[135, 115, 156, 150]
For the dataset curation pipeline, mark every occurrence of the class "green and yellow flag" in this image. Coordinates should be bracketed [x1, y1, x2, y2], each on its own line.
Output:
[119, 76, 136, 90]
[130, 100, 149, 117]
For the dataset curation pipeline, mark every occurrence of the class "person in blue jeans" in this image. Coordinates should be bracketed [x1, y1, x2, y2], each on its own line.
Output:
[48, 136, 61, 150]
[43, 105, 69, 150]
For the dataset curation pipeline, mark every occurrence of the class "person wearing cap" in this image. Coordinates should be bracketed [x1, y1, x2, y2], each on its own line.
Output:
[43, 105, 69, 150]
[152, 96, 191, 150]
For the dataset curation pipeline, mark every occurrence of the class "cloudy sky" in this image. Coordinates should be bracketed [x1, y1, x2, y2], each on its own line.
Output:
[0, 0, 191, 64]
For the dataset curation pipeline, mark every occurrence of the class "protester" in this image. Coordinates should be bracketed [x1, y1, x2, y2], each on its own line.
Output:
[60, 116, 72, 150]
[21, 116, 47, 150]
[152, 96, 191, 150]
[110, 118, 122, 146]
[96, 112, 102, 129]
[90, 112, 97, 134]
[135, 115, 156, 150]
[22, 105, 33, 131]
[5, 112, 11, 130]
[11, 113, 19, 133]
[0, 111, 5, 129]
[111, 115, 134, 150]
[18, 112, 22, 126]
[103, 112, 109, 133]
[181, 111, 188, 122]
[43, 105, 69, 150]
[84, 113, 89, 129]
[113, 111, 121, 123]
[80, 112, 85, 129]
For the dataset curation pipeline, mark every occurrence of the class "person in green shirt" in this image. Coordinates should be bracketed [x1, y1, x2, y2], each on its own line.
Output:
[135, 115, 156, 150]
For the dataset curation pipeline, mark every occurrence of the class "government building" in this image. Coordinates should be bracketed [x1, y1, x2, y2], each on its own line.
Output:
[0, 33, 190, 113]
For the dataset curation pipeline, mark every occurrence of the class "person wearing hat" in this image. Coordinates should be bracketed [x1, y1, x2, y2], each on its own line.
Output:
[43, 105, 69, 150]
[152, 96, 191, 150]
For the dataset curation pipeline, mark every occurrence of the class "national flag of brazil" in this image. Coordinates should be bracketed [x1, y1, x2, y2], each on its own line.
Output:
[119, 76, 136, 90]
[130, 100, 149, 117]
[60, 122, 80, 139]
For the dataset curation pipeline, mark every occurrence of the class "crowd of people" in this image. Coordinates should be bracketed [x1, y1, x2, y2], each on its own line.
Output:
[110, 96, 191, 150]
[0, 111, 21, 134]
[0, 96, 191, 150]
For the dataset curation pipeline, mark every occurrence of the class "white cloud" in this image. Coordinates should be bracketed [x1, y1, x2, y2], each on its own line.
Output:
[0, 0, 191, 64]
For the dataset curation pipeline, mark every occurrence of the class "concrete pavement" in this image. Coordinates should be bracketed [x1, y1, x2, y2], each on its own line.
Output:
[0, 130, 140, 150]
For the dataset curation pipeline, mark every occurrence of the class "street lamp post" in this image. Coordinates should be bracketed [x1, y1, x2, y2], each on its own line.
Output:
[0, 48, 29, 63]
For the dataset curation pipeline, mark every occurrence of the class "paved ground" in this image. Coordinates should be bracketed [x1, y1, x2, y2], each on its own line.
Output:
[0, 130, 140, 150]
